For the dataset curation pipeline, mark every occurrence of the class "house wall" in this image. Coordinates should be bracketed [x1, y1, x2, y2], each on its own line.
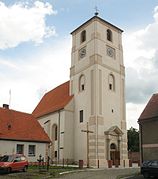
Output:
[141, 119, 158, 161]
[0, 140, 47, 162]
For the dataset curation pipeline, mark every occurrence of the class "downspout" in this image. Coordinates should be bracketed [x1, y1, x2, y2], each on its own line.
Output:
[139, 123, 143, 163]
[58, 110, 61, 163]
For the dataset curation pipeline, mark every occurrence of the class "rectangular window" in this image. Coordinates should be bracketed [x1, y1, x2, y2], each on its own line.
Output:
[28, 145, 36, 156]
[16, 144, 24, 154]
[80, 110, 83, 123]
[55, 151, 57, 158]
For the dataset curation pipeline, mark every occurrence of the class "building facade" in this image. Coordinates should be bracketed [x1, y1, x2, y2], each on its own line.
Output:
[0, 104, 50, 162]
[138, 93, 158, 162]
[33, 15, 128, 167]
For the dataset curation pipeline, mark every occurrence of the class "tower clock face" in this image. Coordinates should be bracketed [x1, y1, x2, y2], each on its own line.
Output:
[79, 47, 86, 59]
[107, 47, 115, 58]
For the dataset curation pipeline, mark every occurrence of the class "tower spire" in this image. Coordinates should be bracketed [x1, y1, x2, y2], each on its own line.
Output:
[94, 6, 99, 16]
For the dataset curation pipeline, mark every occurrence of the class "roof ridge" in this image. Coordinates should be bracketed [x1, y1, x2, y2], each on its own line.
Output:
[0, 107, 31, 116]
[45, 80, 70, 95]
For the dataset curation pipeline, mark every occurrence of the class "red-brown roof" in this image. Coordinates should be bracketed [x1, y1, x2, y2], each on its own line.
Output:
[138, 93, 158, 121]
[0, 107, 50, 143]
[32, 81, 73, 118]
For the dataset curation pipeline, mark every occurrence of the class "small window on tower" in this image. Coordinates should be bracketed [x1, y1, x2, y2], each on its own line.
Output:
[81, 30, 86, 43]
[81, 84, 84, 91]
[80, 110, 83, 123]
[108, 74, 115, 91]
[107, 29, 112, 42]
[79, 75, 85, 92]
[109, 84, 112, 90]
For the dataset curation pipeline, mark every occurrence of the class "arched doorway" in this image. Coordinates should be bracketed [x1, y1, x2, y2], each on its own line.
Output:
[110, 143, 120, 165]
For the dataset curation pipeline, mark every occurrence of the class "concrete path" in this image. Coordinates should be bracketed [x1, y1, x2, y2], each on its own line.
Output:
[57, 168, 140, 179]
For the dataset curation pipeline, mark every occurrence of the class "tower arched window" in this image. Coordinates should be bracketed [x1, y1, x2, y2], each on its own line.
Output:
[107, 29, 112, 42]
[81, 30, 86, 43]
[79, 75, 85, 92]
[109, 74, 115, 91]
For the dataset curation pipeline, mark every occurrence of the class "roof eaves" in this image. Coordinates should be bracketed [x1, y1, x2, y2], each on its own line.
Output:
[138, 115, 158, 123]
[35, 107, 64, 118]
[0, 138, 50, 143]
[71, 16, 123, 34]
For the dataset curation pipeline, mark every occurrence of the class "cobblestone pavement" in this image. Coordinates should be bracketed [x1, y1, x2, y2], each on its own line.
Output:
[57, 168, 140, 179]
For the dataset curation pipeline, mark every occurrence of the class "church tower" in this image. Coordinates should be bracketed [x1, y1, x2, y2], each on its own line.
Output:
[70, 14, 128, 167]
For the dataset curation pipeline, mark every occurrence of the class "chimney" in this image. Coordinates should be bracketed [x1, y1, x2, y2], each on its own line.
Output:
[3, 104, 9, 109]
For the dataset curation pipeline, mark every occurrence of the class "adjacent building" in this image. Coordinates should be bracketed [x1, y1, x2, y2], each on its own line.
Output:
[33, 14, 129, 167]
[0, 104, 50, 162]
[138, 93, 158, 162]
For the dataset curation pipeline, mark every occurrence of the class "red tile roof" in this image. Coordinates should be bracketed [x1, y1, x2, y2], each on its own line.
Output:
[32, 81, 73, 118]
[0, 107, 50, 143]
[138, 93, 158, 121]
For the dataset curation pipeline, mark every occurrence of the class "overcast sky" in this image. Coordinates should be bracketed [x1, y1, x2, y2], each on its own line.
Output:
[0, 0, 158, 129]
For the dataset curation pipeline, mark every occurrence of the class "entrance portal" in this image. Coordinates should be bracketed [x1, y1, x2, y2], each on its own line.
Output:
[110, 143, 120, 165]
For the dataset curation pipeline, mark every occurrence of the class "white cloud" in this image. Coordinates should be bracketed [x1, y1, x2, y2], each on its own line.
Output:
[0, 37, 71, 113]
[0, 1, 57, 49]
[123, 5, 158, 128]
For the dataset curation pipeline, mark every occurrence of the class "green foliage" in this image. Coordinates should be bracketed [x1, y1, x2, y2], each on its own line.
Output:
[127, 127, 139, 152]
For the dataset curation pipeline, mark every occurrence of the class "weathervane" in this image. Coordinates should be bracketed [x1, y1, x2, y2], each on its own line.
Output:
[94, 6, 99, 16]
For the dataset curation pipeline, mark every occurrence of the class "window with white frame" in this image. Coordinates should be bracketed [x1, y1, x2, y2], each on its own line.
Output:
[16, 144, 24, 154]
[28, 145, 36, 156]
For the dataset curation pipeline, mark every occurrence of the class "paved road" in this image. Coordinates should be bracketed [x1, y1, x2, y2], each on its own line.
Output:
[124, 175, 144, 179]
[57, 168, 140, 179]
[0, 168, 140, 179]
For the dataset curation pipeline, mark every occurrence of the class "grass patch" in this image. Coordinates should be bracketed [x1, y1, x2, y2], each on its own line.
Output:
[0, 165, 79, 179]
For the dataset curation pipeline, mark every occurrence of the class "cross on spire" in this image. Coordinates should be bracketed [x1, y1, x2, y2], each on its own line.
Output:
[94, 6, 99, 16]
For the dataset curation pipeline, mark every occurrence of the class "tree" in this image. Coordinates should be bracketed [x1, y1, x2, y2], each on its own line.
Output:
[127, 127, 139, 152]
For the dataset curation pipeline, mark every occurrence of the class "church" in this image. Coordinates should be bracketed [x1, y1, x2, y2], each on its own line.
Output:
[33, 14, 129, 167]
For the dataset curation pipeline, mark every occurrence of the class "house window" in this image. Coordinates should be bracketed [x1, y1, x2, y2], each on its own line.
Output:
[80, 110, 83, 123]
[55, 151, 57, 158]
[28, 145, 36, 156]
[109, 74, 115, 91]
[79, 75, 85, 92]
[81, 30, 86, 43]
[16, 144, 24, 154]
[107, 29, 112, 42]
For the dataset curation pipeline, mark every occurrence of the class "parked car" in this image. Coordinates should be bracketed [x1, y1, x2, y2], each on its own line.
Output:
[0, 154, 28, 173]
[141, 160, 158, 178]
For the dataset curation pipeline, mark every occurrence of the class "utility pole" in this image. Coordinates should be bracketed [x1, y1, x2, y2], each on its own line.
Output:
[81, 122, 93, 168]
